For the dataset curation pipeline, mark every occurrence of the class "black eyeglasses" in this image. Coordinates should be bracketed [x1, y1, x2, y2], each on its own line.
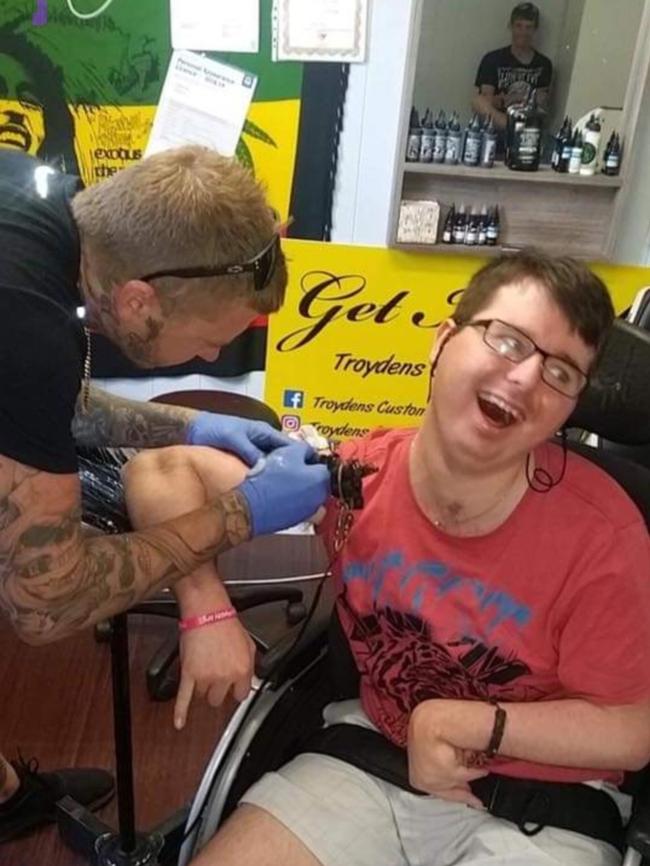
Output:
[465, 318, 589, 398]
[140, 232, 281, 293]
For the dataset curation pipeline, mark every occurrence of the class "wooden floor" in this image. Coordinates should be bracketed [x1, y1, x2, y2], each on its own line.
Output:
[0, 534, 328, 866]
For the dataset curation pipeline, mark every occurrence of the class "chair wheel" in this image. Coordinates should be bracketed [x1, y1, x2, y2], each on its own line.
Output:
[94, 620, 113, 643]
[286, 602, 307, 626]
[147, 670, 180, 702]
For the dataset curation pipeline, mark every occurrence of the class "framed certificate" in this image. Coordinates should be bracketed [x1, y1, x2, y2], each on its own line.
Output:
[276, 0, 369, 63]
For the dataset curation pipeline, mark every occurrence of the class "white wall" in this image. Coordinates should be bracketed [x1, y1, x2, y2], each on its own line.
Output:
[331, 0, 419, 246]
[612, 34, 650, 266]
[545, 0, 584, 134]
[412, 0, 569, 126]
[564, 0, 645, 122]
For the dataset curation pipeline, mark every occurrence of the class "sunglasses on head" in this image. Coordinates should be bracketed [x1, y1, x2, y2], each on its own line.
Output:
[140, 232, 281, 293]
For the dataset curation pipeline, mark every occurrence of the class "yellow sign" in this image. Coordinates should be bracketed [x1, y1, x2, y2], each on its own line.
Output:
[265, 240, 650, 439]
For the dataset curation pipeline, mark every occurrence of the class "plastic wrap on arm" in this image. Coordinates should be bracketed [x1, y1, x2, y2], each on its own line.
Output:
[78, 446, 134, 534]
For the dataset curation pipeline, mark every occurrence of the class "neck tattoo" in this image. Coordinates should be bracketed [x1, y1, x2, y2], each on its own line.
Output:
[413, 443, 524, 531]
[431, 492, 510, 530]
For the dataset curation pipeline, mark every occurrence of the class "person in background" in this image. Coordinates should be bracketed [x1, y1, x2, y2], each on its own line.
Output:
[473, 2, 553, 129]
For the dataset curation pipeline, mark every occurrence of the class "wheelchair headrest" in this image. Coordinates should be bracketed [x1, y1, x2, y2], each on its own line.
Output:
[567, 319, 650, 445]
[634, 288, 650, 330]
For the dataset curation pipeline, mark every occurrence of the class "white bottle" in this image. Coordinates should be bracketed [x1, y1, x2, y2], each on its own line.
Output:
[580, 114, 602, 176]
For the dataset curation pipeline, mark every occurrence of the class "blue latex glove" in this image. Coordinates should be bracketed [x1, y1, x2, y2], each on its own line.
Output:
[236, 441, 331, 537]
[186, 411, 291, 466]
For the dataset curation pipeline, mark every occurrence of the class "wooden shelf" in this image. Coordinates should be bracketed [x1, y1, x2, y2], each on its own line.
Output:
[403, 161, 623, 188]
[391, 242, 504, 256]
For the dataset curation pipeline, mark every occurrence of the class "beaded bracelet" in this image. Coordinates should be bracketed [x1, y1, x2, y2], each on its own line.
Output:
[178, 607, 238, 632]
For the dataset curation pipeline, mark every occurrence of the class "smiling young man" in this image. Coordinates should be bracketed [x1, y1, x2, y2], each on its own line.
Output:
[0, 144, 330, 843]
[182, 250, 650, 866]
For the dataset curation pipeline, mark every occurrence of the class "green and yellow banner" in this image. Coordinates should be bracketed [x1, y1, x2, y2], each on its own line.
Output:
[0, 0, 302, 217]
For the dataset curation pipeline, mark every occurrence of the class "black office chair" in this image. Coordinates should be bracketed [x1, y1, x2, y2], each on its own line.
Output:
[177, 318, 650, 866]
[594, 287, 650, 470]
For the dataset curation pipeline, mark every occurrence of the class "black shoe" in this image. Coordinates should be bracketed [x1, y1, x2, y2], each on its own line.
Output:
[0, 756, 115, 843]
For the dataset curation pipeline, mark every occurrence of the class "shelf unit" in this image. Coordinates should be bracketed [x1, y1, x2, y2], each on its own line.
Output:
[388, 0, 650, 262]
[393, 241, 503, 256]
[403, 161, 623, 188]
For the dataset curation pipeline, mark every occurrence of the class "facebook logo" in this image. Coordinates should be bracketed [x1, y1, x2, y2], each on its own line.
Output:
[283, 389, 305, 409]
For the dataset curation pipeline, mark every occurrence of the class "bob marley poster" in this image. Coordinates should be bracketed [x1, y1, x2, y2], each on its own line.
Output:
[0, 0, 348, 378]
[0, 0, 312, 216]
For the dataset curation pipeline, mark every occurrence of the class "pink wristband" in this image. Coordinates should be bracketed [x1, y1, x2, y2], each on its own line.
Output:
[178, 607, 238, 632]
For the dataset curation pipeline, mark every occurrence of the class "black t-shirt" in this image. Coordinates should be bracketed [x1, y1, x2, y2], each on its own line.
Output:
[475, 46, 552, 106]
[0, 150, 85, 474]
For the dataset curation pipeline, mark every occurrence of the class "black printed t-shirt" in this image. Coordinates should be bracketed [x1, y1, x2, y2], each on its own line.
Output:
[475, 46, 552, 105]
[0, 149, 85, 473]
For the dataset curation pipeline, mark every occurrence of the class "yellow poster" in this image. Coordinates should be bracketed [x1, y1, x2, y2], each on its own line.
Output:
[265, 240, 650, 439]
[69, 100, 300, 217]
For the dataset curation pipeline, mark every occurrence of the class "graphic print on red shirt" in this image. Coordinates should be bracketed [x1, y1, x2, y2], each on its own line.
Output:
[319, 428, 650, 783]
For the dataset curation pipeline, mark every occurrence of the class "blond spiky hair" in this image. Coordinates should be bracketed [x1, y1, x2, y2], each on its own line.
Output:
[71, 145, 286, 313]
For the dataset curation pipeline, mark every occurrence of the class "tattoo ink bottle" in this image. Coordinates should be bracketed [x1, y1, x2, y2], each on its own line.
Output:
[442, 204, 455, 244]
[406, 107, 422, 162]
[419, 109, 435, 163]
[465, 209, 479, 245]
[568, 128, 583, 175]
[603, 132, 622, 176]
[480, 116, 498, 168]
[477, 204, 488, 245]
[486, 205, 500, 246]
[433, 110, 448, 164]
[463, 113, 482, 167]
[506, 90, 542, 171]
[453, 203, 467, 244]
[444, 112, 463, 165]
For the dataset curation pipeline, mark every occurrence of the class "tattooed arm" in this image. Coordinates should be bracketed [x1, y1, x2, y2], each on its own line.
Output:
[0, 440, 329, 644]
[0, 454, 250, 645]
[71, 384, 197, 449]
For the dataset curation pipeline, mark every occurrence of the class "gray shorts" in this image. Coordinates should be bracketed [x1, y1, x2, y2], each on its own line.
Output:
[241, 700, 623, 866]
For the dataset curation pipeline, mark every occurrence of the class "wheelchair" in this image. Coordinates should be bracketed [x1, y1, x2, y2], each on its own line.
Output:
[177, 310, 650, 866]
[72, 304, 650, 866]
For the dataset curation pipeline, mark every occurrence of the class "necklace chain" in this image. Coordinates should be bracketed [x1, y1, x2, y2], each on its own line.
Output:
[82, 326, 92, 413]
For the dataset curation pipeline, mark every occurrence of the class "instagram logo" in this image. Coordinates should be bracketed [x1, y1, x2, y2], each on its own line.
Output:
[281, 414, 301, 433]
[32, 0, 48, 26]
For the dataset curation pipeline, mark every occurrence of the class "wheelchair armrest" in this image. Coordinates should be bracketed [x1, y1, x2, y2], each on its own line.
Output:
[256, 602, 331, 685]
[227, 584, 304, 614]
[626, 779, 650, 857]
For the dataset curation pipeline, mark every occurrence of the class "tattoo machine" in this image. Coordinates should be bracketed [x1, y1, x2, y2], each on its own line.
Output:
[293, 425, 378, 510]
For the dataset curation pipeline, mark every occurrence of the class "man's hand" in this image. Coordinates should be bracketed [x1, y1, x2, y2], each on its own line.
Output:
[187, 412, 290, 466]
[236, 440, 331, 536]
[174, 616, 256, 730]
[407, 702, 488, 809]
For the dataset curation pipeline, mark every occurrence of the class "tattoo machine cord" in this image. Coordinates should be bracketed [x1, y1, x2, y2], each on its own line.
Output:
[178, 441, 377, 852]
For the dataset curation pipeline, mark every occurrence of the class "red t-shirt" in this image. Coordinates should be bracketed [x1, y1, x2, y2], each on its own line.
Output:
[319, 428, 650, 784]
